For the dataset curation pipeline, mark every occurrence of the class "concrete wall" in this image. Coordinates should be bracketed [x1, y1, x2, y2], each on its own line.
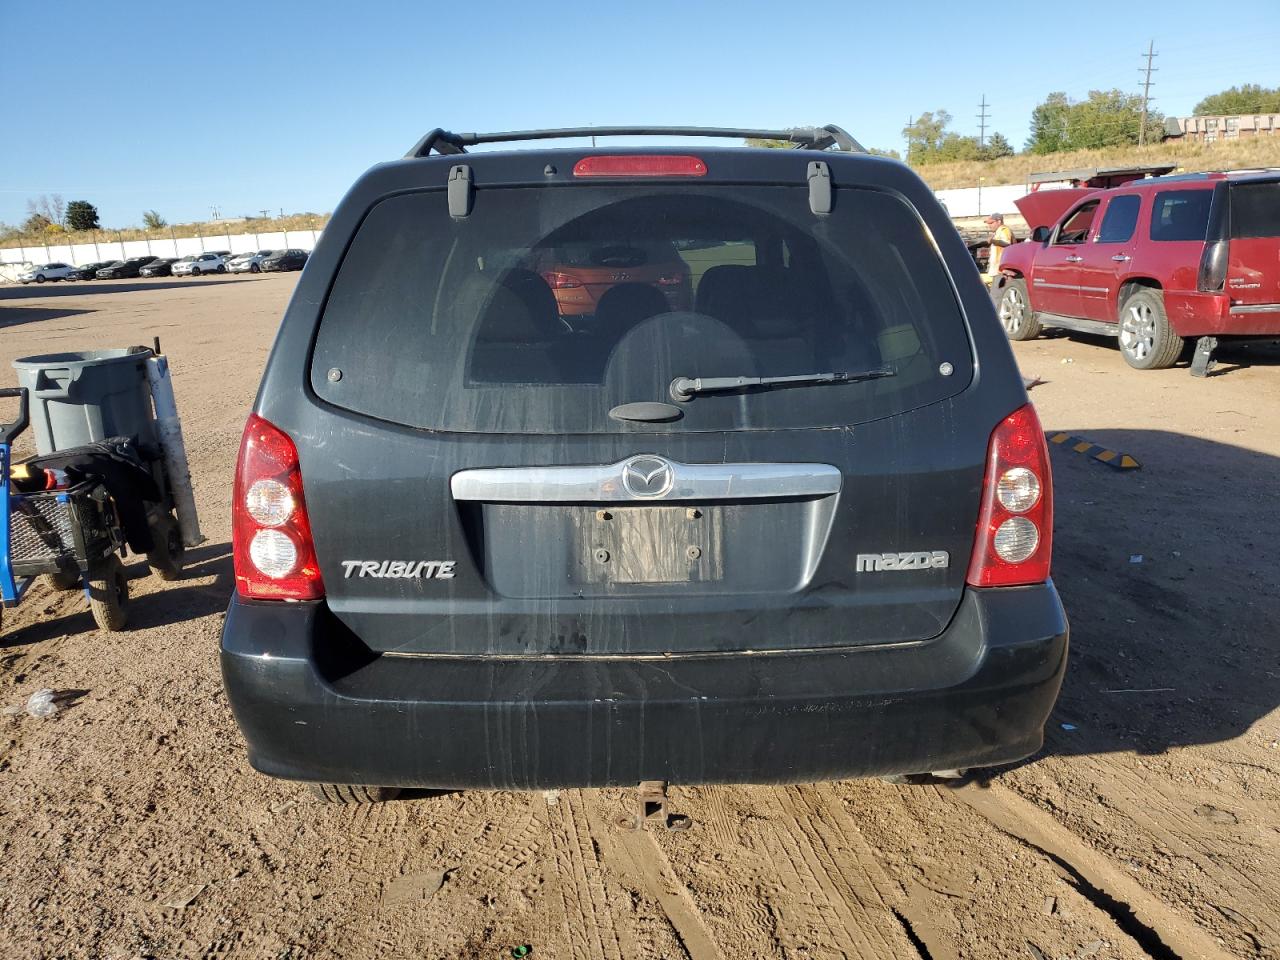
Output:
[0, 229, 321, 270]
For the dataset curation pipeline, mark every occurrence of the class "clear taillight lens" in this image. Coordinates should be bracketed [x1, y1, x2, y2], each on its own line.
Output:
[967, 404, 1053, 587]
[232, 414, 324, 600]
[1197, 239, 1228, 293]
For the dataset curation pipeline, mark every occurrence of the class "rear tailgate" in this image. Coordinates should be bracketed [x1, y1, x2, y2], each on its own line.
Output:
[301, 163, 991, 657]
[1227, 179, 1280, 308]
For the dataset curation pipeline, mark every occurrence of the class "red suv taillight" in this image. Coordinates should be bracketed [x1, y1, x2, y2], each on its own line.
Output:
[1197, 239, 1229, 292]
[966, 404, 1053, 588]
[232, 414, 324, 600]
[542, 271, 584, 289]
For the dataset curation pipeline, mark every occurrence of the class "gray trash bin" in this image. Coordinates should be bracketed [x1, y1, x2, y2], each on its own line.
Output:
[12, 348, 156, 456]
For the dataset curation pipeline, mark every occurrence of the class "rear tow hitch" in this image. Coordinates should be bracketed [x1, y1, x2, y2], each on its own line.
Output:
[617, 780, 692, 832]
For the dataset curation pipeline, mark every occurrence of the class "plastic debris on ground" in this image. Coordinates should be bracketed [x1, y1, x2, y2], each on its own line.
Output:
[25, 689, 60, 718]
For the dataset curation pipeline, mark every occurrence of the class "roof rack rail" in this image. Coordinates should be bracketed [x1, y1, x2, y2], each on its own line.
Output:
[404, 125, 865, 159]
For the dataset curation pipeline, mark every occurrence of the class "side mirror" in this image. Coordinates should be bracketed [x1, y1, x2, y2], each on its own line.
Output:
[1030, 225, 1052, 244]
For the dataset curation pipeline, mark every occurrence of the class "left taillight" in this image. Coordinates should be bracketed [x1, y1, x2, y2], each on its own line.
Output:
[966, 403, 1053, 588]
[232, 414, 324, 600]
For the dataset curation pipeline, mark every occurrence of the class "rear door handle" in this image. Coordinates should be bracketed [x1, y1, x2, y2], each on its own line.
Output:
[1064, 255, 1083, 263]
[1111, 254, 1131, 262]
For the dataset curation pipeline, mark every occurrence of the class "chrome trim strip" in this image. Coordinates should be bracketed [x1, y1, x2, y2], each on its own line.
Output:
[1229, 303, 1280, 314]
[1032, 280, 1077, 291]
[451, 458, 842, 503]
[1077, 285, 1109, 294]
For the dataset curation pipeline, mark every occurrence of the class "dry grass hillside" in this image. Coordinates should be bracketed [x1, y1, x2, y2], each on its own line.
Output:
[2, 213, 330, 251]
[915, 136, 1280, 189]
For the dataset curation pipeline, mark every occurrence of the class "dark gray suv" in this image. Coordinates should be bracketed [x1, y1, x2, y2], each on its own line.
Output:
[222, 125, 1068, 804]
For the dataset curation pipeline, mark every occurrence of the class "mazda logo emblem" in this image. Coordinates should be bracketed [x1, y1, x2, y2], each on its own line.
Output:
[621, 455, 674, 499]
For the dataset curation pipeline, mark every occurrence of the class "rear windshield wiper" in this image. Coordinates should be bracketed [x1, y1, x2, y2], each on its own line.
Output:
[670, 368, 894, 402]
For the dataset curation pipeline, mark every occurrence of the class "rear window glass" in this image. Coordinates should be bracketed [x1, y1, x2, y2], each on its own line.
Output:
[1230, 182, 1280, 238]
[1150, 190, 1212, 241]
[1096, 195, 1141, 243]
[312, 184, 973, 434]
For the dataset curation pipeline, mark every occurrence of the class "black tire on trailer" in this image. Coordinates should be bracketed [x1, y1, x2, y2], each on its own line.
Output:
[996, 277, 1042, 341]
[45, 569, 81, 591]
[1118, 288, 1184, 370]
[146, 513, 185, 581]
[88, 554, 129, 631]
[308, 783, 402, 804]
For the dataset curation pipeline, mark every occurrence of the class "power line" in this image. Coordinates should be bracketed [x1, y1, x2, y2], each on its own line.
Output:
[977, 95, 990, 148]
[1138, 40, 1158, 145]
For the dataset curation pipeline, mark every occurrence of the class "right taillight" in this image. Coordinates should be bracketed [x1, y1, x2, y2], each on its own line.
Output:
[542, 271, 584, 289]
[967, 404, 1053, 588]
[232, 414, 324, 600]
[1197, 239, 1229, 292]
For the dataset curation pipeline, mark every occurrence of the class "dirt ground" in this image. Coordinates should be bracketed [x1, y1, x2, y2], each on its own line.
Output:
[0, 274, 1277, 960]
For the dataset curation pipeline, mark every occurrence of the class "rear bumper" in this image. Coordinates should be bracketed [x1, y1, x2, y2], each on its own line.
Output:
[1166, 290, 1280, 336]
[221, 583, 1068, 789]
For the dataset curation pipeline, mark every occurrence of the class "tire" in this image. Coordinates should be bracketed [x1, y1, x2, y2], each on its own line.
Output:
[146, 513, 185, 581]
[191, 267, 201, 277]
[249, 263, 260, 274]
[308, 783, 402, 804]
[36, 274, 46, 283]
[1118, 288, 1183, 370]
[217, 265, 226, 274]
[45, 569, 81, 591]
[88, 554, 129, 631]
[996, 278, 1042, 341]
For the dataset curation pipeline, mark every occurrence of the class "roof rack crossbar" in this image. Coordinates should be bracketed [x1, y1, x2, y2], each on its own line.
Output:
[404, 125, 865, 158]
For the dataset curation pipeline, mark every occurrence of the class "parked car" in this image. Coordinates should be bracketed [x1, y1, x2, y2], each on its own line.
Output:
[95, 256, 157, 280]
[222, 124, 1066, 805]
[17, 262, 77, 284]
[992, 171, 1280, 372]
[139, 257, 179, 278]
[528, 241, 692, 321]
[172, 253, 227, 276]
[65, 261, 113, 280]
[260, 248, 308, 272]
[227, 250, 274, 274]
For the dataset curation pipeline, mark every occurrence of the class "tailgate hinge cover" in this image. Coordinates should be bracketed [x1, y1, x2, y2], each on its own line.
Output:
[807, 160, 833, 216]
[448, 164, 474, 220]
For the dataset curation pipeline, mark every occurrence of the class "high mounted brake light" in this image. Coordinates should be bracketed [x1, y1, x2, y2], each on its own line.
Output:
[573, 155, 707, 178]
[966, 404, 1053, 588]
[232, 414, 324, 600]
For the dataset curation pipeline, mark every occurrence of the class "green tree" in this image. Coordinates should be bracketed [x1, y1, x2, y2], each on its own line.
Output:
[65, 200, 100, 231]
[982, 131, 1014, 159]
[867, 146, 902, 160]
[142, 210, 167, 229]
[1026, 90, 1162, 154]
[1193, 84, 1280, 116]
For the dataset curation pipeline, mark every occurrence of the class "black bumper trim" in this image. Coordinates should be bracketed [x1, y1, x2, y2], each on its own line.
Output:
[221, 584, 1068, 789]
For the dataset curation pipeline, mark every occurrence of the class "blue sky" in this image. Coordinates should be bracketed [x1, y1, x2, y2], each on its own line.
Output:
[1, 0, 1276, 229]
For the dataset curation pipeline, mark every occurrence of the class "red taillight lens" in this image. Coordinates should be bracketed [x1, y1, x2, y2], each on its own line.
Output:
[966, 404, 1053, 588]
[573, 155, 707, 178]
[542, 271, 584, 289]
[655, 273, 684, 286]
[232, 414, 324, 600]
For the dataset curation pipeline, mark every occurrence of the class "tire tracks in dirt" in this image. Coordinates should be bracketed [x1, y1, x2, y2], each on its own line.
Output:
[953, 781, 1239, 960]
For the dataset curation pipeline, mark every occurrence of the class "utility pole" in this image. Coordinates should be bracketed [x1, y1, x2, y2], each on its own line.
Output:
[977, 95, 990, 149]
[1138, 40, 1158, 146]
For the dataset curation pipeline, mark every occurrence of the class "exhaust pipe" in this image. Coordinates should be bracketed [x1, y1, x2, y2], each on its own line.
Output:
[145, 352, 206, 548]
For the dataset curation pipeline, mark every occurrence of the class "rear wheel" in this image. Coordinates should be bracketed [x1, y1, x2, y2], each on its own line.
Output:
[88, 554, 129, 631]
[997, 278, 1042, 341]
[1118, 289, 1183, 370]
[308, 783, 402, 804]
[146, 514, 185, 581]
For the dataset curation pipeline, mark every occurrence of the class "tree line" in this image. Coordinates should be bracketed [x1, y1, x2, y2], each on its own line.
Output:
[904, 82, 1279, 166]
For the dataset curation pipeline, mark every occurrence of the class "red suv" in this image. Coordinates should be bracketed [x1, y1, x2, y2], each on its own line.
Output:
[992, 172, 1280, 374]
